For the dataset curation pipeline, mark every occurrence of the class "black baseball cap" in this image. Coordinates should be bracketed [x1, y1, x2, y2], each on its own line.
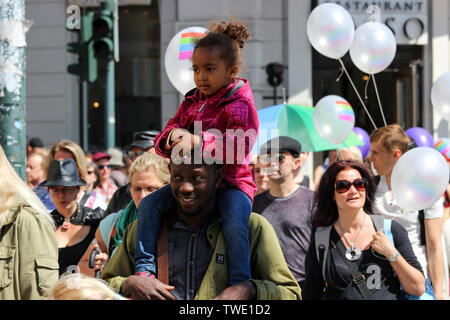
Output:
[128, 130, 160, 150]
[260, 136, 302, 158]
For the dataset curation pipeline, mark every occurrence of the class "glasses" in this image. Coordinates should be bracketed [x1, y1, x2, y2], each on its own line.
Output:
[259, 153, 286, 165]
[335, 178, 367, 194]
[98, 164, 111, 170]
[49, 187, 78, 195]
[129, 186, 158, 195]
[127, 151, 144, 160]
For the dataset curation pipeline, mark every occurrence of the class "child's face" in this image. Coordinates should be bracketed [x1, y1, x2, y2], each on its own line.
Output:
[192, 47, 238, 96]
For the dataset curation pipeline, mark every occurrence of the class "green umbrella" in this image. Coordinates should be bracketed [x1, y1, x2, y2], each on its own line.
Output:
[254, 104, 363, 153]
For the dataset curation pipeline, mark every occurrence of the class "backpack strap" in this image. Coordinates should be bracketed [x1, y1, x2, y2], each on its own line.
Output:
[157, 218, 169, 285]
[79, 191, 91, 207]
[418, 209, 426, 246]
[315, 225, 332, 282]
[106, 213, 121, 256]
[371, 214, 394, 245]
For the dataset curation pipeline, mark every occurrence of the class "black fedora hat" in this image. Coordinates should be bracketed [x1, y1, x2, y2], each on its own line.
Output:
[41, 159, 87, 187]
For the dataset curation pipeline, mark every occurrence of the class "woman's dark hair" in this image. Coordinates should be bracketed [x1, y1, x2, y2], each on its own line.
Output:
[313, 160, 376, 227]
[195, 16, 250, 68]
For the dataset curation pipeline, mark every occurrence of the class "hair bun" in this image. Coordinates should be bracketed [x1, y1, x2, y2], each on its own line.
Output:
[208, 16, 250, 48]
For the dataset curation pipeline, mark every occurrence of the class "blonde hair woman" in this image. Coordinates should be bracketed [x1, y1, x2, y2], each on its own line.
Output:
[95, 152, 169, 257]
[0, 145, 59, 299]
[45, 140, 88, 180]
[46, 273, 127, 300]
[336, 146, 363, 163]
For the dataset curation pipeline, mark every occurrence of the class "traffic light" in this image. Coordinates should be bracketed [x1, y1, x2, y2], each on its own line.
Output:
[92, 1, 115, 61]
[66, 12, 98, 83]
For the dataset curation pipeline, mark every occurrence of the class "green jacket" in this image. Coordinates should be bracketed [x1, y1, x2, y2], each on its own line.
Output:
[0, 197, 59, 300]
[101, 212, 301, 300]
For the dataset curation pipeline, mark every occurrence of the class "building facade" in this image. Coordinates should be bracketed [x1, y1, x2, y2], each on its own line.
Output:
[25, 0, 450, 172]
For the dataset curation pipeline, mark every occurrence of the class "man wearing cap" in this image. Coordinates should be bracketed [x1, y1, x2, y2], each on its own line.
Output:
[252, 136, 315, 290]
[104, 130, 160, 217]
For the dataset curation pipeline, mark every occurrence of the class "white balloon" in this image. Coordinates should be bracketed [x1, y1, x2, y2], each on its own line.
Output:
[306, 3, 355, 59]
[434, 137, 450, 161]
[391, 147, 449, 211]
[164, 26, 207, 95]
[313, 95, 355, 144]
[431, 72, 450, 122]
[349, 22, 397, 74]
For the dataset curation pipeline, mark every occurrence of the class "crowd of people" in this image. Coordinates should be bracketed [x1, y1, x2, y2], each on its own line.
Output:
[1, 16, 449, 301]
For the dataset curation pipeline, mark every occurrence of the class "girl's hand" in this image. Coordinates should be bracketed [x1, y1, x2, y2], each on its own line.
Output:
[170, 129, 201, 156]
[170, 128, 191, 144]
[370, 231, 397, 258]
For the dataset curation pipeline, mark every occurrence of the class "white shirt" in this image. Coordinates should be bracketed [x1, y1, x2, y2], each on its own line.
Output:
[372, 175, 443, 274]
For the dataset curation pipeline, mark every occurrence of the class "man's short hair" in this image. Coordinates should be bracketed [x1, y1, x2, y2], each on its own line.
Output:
[29, 137, 44, 148]
[369, 124, 410, 154]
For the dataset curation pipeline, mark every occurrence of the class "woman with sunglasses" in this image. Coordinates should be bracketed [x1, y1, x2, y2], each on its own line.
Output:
[92, 152, 118, 204]
[302, 160, 425, 300]
[36, 140, 106, 212]
[43, 159, 107, 276]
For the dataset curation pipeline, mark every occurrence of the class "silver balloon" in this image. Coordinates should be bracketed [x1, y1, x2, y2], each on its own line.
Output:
[349, 22, 397, 74]
[431, 72, 450, 122]
[391, 147, 449, 211]
[313, 95, 355, 144]
[164, 26, 207, 95]
[306, 3, 355, 59]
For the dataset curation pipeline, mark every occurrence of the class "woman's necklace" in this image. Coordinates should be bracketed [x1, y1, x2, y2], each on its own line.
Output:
[337, 213, 367, 261]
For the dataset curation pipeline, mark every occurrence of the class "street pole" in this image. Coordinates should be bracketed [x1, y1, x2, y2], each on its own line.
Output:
[0, 0, 28, 180]
[105, 58, 115, 150]
[82, 80, 88, 151]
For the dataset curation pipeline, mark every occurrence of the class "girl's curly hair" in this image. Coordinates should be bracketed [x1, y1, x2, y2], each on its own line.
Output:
[195, 16, 251, 68]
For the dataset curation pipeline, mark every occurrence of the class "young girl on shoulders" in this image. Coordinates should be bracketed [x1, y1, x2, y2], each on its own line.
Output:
[134, 16, 259, 289]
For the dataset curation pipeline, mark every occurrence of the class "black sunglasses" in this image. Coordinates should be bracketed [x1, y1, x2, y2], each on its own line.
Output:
[98, 164, 111, 170]
[127, 150, 144, 159]
[260, 153, 286, 164]
[335, 178, 367, 194]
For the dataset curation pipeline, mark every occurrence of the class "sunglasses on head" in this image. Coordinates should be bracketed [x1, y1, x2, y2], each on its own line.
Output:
[98, 164, 111, 170]
[335, 178, 367, 194]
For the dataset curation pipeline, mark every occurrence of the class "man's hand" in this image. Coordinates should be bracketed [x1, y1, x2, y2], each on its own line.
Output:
[214, 280, 257, 300]
[121, 275, 176, 300]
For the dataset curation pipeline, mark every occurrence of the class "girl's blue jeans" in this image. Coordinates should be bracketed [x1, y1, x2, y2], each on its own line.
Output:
[134, 184, 252, 285]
